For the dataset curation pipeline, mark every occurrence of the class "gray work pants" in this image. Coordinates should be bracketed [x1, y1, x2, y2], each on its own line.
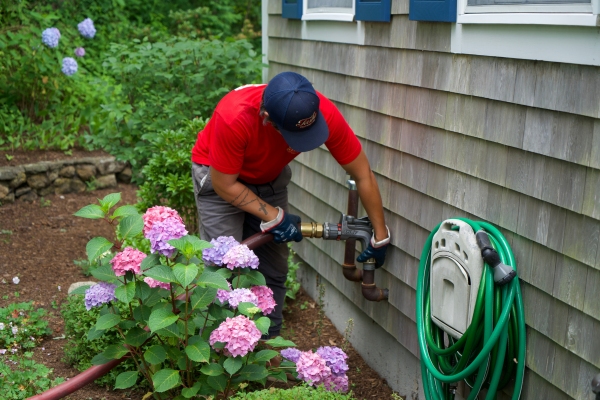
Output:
[192, 163, 291, 336]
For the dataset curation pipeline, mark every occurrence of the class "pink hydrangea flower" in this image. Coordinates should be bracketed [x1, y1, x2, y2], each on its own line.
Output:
[296, 351, 331, 387]
[209, 315, 262, 357]
[227, 288, 258, 309]
[110, 247, 146, 276]
[142, 206, 184, 236]
[222, 244, 259, 270]
[146, 217, 188, 257]
[250, 286, 277, 315]
[144, 277, 170, 290]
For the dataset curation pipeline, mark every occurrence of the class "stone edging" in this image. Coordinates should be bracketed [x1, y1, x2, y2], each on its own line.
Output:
[0, 156, 131, 204]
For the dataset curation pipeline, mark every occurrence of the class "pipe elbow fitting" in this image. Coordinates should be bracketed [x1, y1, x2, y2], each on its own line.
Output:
[361, 282, 389, 302]
[342, 263, 363, 282]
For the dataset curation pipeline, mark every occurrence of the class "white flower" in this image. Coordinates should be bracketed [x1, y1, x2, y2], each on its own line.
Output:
[12, 277, 19, 284]
[11, 326, 18, 335]
[0, 323, 4, 330]
[58, 286, 61, 291]
[0, 349, 6, 354]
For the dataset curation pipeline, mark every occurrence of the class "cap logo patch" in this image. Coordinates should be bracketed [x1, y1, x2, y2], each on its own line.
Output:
[296, 112, 317, 129]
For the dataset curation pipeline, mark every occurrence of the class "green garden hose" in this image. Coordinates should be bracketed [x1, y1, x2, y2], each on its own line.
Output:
[416, 219, 526, 400]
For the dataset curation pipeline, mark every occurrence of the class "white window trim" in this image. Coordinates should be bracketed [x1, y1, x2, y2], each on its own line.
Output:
[302, 2, 355, 21]
[457, 0, 599, 25]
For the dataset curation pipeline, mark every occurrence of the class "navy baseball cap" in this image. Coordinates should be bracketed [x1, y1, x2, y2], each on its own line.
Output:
[263, 72, 329, 152]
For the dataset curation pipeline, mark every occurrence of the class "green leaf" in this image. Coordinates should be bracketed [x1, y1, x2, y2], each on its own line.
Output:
[100, 193, 121, 212]
[112, 205, 140, 219]
[124, 327, 151, 347]
[140, 253, 160, 271]
[91, 263, 117, 283]
[173, 263, 198, 287]
[237, 302, 260, 317]
[254, 317, 271, 335]
[118, 214, 144, 239]
[253, 349, 279, 363]
[181, 382, 202, 398]
[145, 265, 177, 283]
[243, 270, 266, 286]
[168, 235, 207, 257]
[69, 285, 92, 295]
[91, 352, 113, 366]
[152, 369, 181, 393]
[201, 363, 224, 376]
[74, 204, 105, 219]
[103, 344, 130, 359]
[197, 271, 230, 290]
[148, 308, 179, 332]
[223, 357, 243, 375]
[86, 326, 105, 341]
[144, 345, 167, 364]
[190, 287, 217, 310]
[269, 370, 288, 383]
[133, 305, 152, 322]
[206, 375, 227, 392]
[185, 336, 210, 363]
[119, 320, 137, 330]
[86, 237, 114, 263]
[265, 337, 297, 348]
[238, 364, 268, 381]
[96, 314, 121, 330]
[156, 322, 181, 338]
[114, 371, 138, 389]
[135, 281, 152, 301]
[114, 281, 136, 303]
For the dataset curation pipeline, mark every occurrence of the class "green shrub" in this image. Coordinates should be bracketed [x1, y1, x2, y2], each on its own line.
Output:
[0, 352, 65, 399]
[60, 294, 141, 387]
[136, 117, 207, 232]
[86, 37, 262, 175]
[230, 383, 357, 400]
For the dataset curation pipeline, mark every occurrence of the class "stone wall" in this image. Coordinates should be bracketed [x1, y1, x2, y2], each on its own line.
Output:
[0, 156, 131, 204]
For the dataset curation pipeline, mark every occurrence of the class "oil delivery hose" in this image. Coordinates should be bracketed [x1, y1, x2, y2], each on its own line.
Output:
[416, 219, 526, 400]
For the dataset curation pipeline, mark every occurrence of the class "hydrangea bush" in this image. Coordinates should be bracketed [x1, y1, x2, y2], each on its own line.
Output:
[281, 346, 350, 393]
[72, 193, 312, 398]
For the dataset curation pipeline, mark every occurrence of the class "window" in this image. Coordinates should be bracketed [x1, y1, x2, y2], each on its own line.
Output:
[282, 0, 391, 22]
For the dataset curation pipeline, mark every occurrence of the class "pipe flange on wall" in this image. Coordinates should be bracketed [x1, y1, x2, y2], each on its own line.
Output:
[430, 219, 484, 339]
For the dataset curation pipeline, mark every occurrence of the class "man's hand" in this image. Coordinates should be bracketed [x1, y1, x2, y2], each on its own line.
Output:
[357, 227, 390, 268]
[260, 207, 303, 244]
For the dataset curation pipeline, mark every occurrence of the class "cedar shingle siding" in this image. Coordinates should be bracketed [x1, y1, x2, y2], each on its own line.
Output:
[266, 0, 600, 398]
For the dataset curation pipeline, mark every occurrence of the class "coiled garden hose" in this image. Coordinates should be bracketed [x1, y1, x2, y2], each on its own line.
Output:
[416, 219, 526, 400]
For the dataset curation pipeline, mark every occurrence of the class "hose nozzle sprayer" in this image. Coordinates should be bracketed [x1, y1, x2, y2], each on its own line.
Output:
[475, 230, 517, 286]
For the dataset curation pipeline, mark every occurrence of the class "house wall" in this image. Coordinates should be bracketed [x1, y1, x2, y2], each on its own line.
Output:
[264, 1, 600, 398]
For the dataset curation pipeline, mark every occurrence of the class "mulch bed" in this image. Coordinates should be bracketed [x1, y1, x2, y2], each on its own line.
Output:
[0, 160, 396, 399]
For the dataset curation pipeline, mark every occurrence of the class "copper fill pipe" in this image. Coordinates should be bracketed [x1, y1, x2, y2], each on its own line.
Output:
[343, 183, 362, 282]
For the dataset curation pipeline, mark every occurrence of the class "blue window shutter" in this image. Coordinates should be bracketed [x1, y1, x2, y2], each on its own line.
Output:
[282, 0, 303, 19]
[355, 0, 391, 22]
[409, 0, 457, 22]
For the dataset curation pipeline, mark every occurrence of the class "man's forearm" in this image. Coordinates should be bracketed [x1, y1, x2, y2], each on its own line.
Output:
[214, 181, 280, 222]
[355, 171, 388, 241]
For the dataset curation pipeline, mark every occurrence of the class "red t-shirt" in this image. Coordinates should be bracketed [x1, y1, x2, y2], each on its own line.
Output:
[191, 84, 362, 184]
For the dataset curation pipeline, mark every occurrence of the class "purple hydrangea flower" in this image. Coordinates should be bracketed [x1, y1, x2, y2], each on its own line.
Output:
[84, 282, 117, 310]
[202, 236, 239, 266]
[74, 47, 86, 57]
[222, 244, 260, 270]
[61, 57, 78, 76]
[78, 18, 96, 39]
[216, 281, 232, 303]
[147, 216, 188, 257]
[41, 27, 60, 48]
[324, 374, 349, 393]
[227, 288, 258, 309]
[317, 346, 349, 375]
[281, 348, 302, 363]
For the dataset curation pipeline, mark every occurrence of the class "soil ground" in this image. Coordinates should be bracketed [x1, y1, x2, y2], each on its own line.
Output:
[0, 151, 397, 400]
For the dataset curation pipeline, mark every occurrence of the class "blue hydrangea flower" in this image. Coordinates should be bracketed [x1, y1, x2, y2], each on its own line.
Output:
[84, 282, 117, 310]
[202, 236, 240, 266]
[61, 57, 78, 76]
[281, 348, 302, 363]
[74, 47, 85, 57]
[41, 27, 61, 48]
[316, 346, 349, 375]
[77, 18, 96, 39]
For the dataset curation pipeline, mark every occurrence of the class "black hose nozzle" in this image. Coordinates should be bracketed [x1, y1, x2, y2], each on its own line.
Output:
[475, 230, 517, 286]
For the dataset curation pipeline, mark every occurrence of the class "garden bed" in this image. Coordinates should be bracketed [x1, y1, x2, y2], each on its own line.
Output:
[0, 170, 396, 399]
